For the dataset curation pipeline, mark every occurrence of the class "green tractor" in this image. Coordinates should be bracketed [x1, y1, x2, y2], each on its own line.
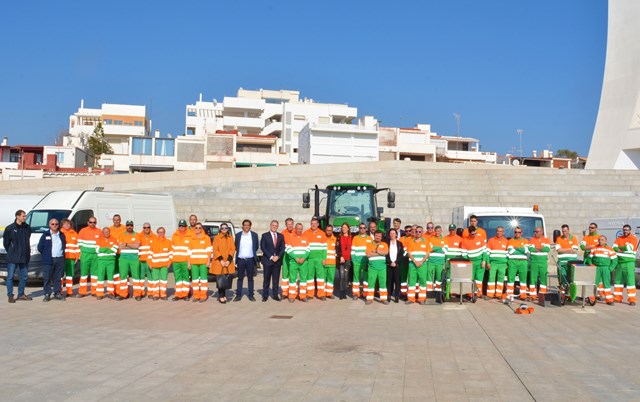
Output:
[302, 184, 395, 233]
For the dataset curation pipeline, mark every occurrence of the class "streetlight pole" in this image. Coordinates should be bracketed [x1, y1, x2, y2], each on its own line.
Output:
[517, 129, 524, 157]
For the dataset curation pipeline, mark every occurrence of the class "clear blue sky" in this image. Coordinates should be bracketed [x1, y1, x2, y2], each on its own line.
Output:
[0, 1, 607, 156]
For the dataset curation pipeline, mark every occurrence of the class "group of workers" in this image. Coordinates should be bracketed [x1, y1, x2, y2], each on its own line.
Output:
[3, 210, 637, 307]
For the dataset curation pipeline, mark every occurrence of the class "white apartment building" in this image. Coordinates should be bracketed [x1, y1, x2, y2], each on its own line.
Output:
[431, 135, 497, 163]
[66, 100, 150, 155]
[298, 116, 379, 164]
[378, 124, 437, 161]
[184, 88, 358, 164]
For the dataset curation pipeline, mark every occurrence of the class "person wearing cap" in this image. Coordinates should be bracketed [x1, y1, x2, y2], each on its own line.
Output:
[137, 223, 156, 300]
[172, 220, 193, 301]
[117, 220, 140, 300]
[189, 222, 212, 302]
[77, 216, 102, 297]
[507, 226, 529, 300]
[485, 226, 509, 299]
[590, 235, 617, 305]
[461, 226, 486, 299]
[527, 226, 551, 301]
[613, 225, 637, 305]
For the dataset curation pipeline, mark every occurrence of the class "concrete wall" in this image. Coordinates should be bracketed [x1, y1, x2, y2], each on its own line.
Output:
[1, 161, 639, 240]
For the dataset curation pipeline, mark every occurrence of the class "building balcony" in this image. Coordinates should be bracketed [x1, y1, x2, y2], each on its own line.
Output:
[103, 125, 147, 137]
[223, 116, 264, 130]
[223, 96, 264, 111]
[443, 150, 497, 163]
[262, 120, 283, 136]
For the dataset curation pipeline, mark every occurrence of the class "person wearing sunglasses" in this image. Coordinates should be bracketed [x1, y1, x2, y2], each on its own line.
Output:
[507, 227, 529, 301]
[137, 223, 156, 300]
[581, 222, 599, 265]
[60, 218, 79, 297]
[37, 219, 67, 302]
[590, 235, 617, 306]
[172, 220, 193, 301]
[117, 220, 140, 300]
[189, 223, 212, 302]
[405, 225, 431, 304]
[212, 224, 236, 303]
[351, 224, 372, 300]
[461, 226, 487, 300]
[527, 227, 551, 302]
[77, 217, 102, 298]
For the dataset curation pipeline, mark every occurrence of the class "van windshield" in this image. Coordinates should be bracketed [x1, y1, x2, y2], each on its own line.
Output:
[26, 210, 72, 233]
[475, 216, 544, 239]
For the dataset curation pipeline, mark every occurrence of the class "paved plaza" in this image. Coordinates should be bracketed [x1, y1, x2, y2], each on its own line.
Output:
[1, 278, 639, 402]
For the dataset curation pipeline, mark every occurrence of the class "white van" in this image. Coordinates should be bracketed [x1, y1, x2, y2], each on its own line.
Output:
[0, 190, 176, 279]
[452, 205, 547, 239]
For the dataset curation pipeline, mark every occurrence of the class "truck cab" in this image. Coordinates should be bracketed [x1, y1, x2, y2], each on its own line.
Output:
[452, 206, 546, 239]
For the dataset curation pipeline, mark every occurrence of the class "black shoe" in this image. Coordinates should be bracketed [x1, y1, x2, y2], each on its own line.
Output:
[272, 295, 281, 302]
[301, 298, 308, 303]
[8, 295, 15, 303]
[116, 296, 124, 301]
[75, 294, 85, 299]
[107, 294, 115, 300]
[233, 295, 242, 302]
[135, 296, 142, 301]
[43, 294, 51, 302]
[394, 297, 399, 304]
[262, 297, 268, 302]
[97, 296, 104, 300]
[54, 293, 65, 301]
[382, 300, 389, 305]
[320, 296, 326, 301]
[248, 295, 256, 302]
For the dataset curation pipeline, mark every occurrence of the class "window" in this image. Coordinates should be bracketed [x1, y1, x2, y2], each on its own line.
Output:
[114, 120, 123, 125]
[236, 144, 271, 153]
[318, 116, 330, 124]
[103, 119, 113, 125]
[9, 151, 20, 162]
[186, 127, 196, 135]
[187, 108, 197, 117]
[154, 139, 175, 156]
[55, 152, 65, 163]
[134, 121, 143, 126]
[294, 115, 306, 121]
[132, 138, 152, 155]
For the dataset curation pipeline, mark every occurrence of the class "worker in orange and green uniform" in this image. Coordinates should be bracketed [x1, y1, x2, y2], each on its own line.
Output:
[137, 223, 156, 300]
[286, 223, 310, 302]
[96, 227, 118, 300]
[405, 225, 431, 304]
[77, 217, 101, 297]
[427, 226, 447, 296]
[527, 226, 550, 301]
[485, 226, 508, 299]
[60, 218, 79, 297]
[581, 222, 600, 264]
[109, 214, 126, 298]
[507, 227, 529, 300]
[365, 230, 389, 305]
[555, 224, 580, 301]
[280, 218, 296, 299]
[461, 226, 487, 299]
[149, 227, 173, 300]
[351, 223, 372, 300]
[172, 220, 193, 300]
[304, 217, 327, 300]
[399, 225, 414, 299]
[613, 225, 638, 306]
[590, 235, 617, 305]
[324, 225, 338, 299]
[188, 223, 212, 302]
[117, 220, 140, 300]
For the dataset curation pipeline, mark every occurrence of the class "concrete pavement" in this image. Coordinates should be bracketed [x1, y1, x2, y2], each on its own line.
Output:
[1, 279, 639, 401]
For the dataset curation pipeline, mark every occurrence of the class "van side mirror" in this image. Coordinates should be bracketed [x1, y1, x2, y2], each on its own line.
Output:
[302, 192, 310, 209]
[387, 192, 395, 208]
[377, 207, 384, 215]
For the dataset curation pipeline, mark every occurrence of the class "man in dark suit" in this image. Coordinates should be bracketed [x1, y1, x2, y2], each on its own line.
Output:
[234, 219, 259, 302]
[260, 220, 286, 302]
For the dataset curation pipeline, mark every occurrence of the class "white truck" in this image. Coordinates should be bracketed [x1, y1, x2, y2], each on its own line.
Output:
[0, 190, 177, 280]
[452, 206, 547, 239]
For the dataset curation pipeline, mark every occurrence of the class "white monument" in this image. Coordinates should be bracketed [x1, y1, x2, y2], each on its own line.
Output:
[587, 0, 640, 169]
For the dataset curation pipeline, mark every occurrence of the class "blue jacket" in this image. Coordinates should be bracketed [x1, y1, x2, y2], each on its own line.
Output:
[3, 221, 31, 264]
[37, 230, 67, 266]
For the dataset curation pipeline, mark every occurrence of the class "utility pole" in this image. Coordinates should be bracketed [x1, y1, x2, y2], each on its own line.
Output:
[453, 113, 461, 137]
[516, 129, 524, 157]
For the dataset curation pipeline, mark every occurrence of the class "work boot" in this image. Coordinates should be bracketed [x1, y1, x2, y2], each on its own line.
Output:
[8, 295, 15, 303]
[17, 294, 32, 301]
[43, 294, 51, 302]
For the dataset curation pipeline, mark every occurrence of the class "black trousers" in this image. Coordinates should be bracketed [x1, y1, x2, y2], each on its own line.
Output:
[43, 257, 65, 295]
[262, 260, 281, 298]
[387, 263, 401, 299]
[236, 258, 255, 296]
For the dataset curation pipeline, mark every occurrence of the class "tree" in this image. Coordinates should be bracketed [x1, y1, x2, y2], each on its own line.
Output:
[87, 122, 113, 164]
[556, 149, 578, 159]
